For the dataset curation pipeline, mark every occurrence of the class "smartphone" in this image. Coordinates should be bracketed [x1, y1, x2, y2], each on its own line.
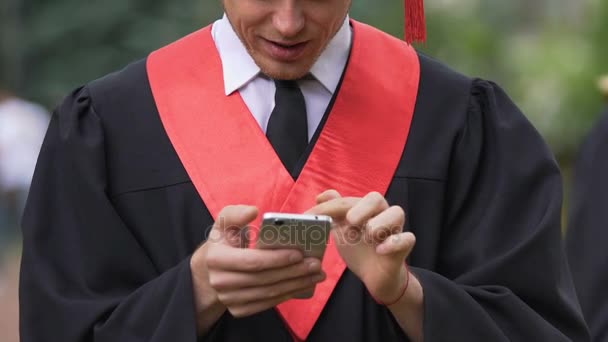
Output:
[257, 213, 332, 260]
[257, 213, 332, 299]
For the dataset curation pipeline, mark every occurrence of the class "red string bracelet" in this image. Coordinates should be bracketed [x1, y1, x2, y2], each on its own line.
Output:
[371, 262, 410, 306]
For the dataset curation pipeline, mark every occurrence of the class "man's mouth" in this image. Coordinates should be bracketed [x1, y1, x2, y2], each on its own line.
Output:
[261, 38, 309, 62]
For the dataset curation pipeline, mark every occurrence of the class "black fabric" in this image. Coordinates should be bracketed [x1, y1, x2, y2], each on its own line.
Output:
[19, 52, 590, 341]
[566, 107, 608, 342]
[266, 80, 308, 175]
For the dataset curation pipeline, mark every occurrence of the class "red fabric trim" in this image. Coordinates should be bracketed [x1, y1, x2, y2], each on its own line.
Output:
[147, 20, 420, 340]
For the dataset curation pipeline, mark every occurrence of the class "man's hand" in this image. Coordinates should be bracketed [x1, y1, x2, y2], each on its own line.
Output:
[190, 205, 326, 335]
[307, 190, 424, 342]
[308, 190, 415, 303]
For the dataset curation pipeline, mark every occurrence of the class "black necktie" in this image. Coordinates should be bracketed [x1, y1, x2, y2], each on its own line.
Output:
[266, 80, 308, 174]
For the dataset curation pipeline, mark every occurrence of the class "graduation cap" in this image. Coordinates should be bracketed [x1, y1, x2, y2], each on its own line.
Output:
[404, 0, 427, 44]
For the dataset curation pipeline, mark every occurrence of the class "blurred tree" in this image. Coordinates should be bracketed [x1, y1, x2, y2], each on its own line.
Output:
[351, 0, 607, 164]
[15, 0, 222, 105]
[0, 0, 25, 89]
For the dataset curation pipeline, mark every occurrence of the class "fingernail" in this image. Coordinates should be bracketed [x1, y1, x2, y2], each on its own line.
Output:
[307, 259, 320, 271]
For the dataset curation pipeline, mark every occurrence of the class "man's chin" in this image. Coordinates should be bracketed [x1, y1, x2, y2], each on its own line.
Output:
[248, 46, 320, 80]
[253, 53, 317, 80]
[259, 64, 311, 81]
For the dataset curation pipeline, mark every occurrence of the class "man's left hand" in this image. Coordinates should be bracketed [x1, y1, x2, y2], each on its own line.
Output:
[307, 190, 416, 304]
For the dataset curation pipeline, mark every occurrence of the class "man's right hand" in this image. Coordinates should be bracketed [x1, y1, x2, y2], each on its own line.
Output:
[190, 205, 326, 335]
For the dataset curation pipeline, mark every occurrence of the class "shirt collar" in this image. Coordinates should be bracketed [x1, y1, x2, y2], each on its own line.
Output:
[212, 14, 352, 96]
[308, 17, 351, 93]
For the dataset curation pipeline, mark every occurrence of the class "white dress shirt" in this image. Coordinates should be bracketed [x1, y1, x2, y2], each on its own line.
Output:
[211, 15, 352, 141]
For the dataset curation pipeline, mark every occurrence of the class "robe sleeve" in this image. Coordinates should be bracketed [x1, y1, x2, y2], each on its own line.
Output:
[19, 86, 199, 341]
[409, 80, 590, 341]
[566, 109, 608, 341]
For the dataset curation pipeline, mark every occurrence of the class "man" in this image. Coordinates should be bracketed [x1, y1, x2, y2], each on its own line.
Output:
[20, 0, 589, 341]
[566, 75, 608, 341]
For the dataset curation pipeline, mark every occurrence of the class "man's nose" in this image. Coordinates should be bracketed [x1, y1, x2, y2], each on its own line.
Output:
[272, 1, 305, 38]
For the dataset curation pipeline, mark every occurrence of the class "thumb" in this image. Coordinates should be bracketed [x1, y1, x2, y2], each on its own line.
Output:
[211, 205, 258, 248]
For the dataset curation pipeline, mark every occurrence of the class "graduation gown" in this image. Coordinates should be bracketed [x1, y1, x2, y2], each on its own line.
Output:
[566, 107, 608, 341]
[20, 22, 589, 341]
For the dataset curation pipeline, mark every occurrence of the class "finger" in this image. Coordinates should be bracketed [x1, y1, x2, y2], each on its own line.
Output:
[214, 205, 258, 233]
[222, 225, 251, 249]
[365, 205, 406, 243]
[346, 192, 389, 226]
[375, 232, 416, 257]
[306, 197, 360, 218]
[209, 205, 258, 248]
[316, 189, 342, 204]
[219, 272, 326, 306]
[209, 257, 322, 291]
[206, 245, 303, 272]
[227, 282, 319, 318]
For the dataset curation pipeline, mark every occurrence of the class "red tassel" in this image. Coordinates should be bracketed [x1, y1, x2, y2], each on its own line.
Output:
[405, 0, 427, 44]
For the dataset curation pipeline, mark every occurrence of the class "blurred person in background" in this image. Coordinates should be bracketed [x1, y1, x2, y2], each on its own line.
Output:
[19, 0, 589, 341]
[566, 74, 608, 342]
[0, 81, 49, 286]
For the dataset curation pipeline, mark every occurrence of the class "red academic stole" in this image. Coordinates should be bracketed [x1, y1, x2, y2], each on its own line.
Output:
[147, 20, 420, 340]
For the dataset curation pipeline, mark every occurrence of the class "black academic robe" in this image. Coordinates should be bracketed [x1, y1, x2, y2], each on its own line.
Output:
[20, 53, 590, 341]
[566, 107, 608, 342]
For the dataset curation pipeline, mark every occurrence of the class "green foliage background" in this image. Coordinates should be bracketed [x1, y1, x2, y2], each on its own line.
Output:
[1, 0, 607, 167]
